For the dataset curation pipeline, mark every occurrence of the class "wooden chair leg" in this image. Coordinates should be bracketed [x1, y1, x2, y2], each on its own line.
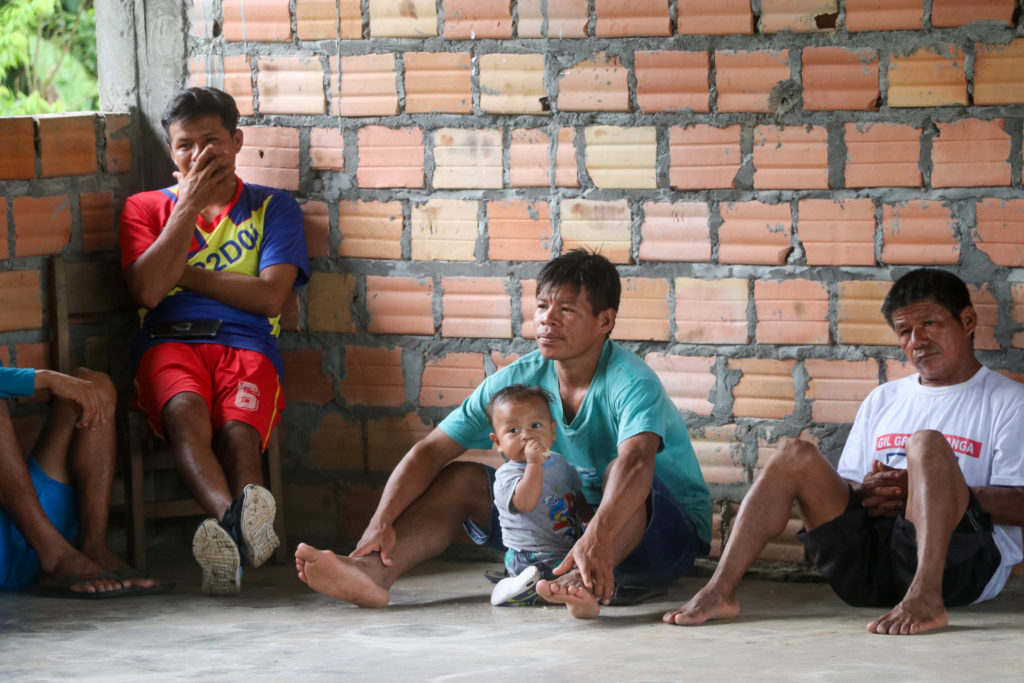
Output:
[127, 411, 149, 572]
[265, 429, 288, 564]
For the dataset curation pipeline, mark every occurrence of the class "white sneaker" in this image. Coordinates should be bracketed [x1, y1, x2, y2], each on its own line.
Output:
[490, 565, 541, 606]
[236, 484, 279, 568]
[192, 518, 242, 596]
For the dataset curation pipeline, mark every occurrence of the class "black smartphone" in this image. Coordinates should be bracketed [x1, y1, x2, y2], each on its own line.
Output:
[149, 319, 222, 339]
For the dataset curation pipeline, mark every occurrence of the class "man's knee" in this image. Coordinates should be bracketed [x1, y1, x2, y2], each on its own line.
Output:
[769, 437, 826, 470]
[905, 429, 952, 463]
[70, 367, 116, 409]
[161, 392, 212, 440]
[216, 420, 263, 458]
[434, 461, 491, 518]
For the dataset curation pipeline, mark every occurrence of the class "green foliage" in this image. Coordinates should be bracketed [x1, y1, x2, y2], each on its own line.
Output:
[0, 0, 98, 115]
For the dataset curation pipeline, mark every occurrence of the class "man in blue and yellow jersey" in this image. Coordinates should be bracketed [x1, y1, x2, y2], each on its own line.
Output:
[120, 87, 309, 595]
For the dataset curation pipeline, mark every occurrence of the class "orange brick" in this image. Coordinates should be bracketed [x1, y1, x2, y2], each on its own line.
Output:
[38, 114, 96, 178]
[300, 201, 330, 258]
[759, 0, 838, 33]
[639, 202, 711, 263]
[296, 0, 339, 40]
[595, 0, 671, 37]
[411, 199, 478, 261]
[520, 279, 538, 340]
[753, 125, 828, 189]
[967, 284, 1000, 352]
[718, 201, 793, 265]
[669, 125, 741, 189]
[433, 128, 503, 189]
[560, 199, 632, 264]
[975, 40, 1024, 106]
[487, 200, 552, 261]
[729, 358, 796, 420]
[307, 272, 357, 332]
[613, 278, 670, 341]
[805, 359, 879, 423]
[880, 201, 958, 265]
[0, 118, 35, 180]
[188, 0, 216, 38]
[80, 191, 116, 252]
[258, 55, 325, 115]
[932, 0, 1016, 27]
[635, 50, 709, 113]
[308, 414, 364, 471]
[691, 426, 744, 486]
[404, 52, 473, 114]
[339, 200, 403, 259]
[0, 202, 7, 259]
[798, 198, 876, 266]
[443, 0, 512, 38]
[366, 276, 434, 335]
[556, 128, 579, 187]
[490, 350, 520, 370]
[558, 53, 630, 112]
[754, 279, 829, 345]
[339, 0, 362, 39]
[479, 54, 547, 114]
[886, 358, 918, 381]
[339, 346, 406, 406]
[715, 50, 790, 113]
[931, 119, 1010, 188]
[844, 122, 921, 188]
[196, 55, 255, 116]
[281, 348, 334, 404]
[357, 126, 424, 188]
[645, 354, 716, 417]
[223, 0, 291, 41]
[330, 54, 399, 117]
[675, 277, 749, 344]
[509, 129, 550, 187]
[441, 278, 512, 339]
[12, 196, 72, 256]
[1011, 283, 1024, 349]
[419, 352, 486, 407]
[237, 125, 300, 191]
[367, 413, 433, 472]
[835, 280, 893, 345]
[368, 0, 437, 37]
[584, 126, 657, 189]
[0, 271, 43, 332]
[844, 0, 922, 31]
[975, 198, 1024, 267]
[103, 114, 132, 174]
[887, 47, 968, 108]
[677, 0, 753, 35]
[802, 47, 878, 111]
[518, 0, 589, 38]
[310, 127, 345, 170]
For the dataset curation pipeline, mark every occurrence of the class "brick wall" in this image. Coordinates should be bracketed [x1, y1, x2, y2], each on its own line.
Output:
[7, 1, 1024, 565]
[182, 0, 1024, 559]
[0, 113, 138, 452]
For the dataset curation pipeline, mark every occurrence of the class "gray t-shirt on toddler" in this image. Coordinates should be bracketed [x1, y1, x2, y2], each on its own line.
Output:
[494, 452, 585, 553]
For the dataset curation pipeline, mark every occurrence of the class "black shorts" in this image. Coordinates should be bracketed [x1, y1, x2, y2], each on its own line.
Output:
[797, 486, 1002, 608]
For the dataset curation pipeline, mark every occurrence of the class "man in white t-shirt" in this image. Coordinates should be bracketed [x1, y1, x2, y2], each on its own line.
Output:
[663, 268, 1024, 635]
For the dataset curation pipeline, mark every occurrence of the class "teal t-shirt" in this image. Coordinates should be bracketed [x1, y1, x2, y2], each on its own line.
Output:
[438, 340, 712, 546]
[0, 362, 35, 399]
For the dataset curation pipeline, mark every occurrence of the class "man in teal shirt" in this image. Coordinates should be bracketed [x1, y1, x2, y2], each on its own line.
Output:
[296, 250, 711, 617]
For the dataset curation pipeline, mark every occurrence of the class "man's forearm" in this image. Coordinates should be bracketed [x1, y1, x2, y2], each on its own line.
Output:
[971, 485, 1024, 526]
[177, 264, 296, 317]
[125, 200, 205, 308]
[587, 447, 656, 539]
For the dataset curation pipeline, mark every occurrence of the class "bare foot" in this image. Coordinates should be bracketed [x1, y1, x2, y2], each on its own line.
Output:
[867, 594, 948, 635]
[42, 549, 123, 595]
[662, 585, 740, 626]
[295, 542, 389, 607]
[537, 572, 600, 619]
[81, 542, 158, 590]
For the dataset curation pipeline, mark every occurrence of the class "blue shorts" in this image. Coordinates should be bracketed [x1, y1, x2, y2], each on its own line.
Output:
[466, 467, 707, 587]
[0, 458, 79, 590]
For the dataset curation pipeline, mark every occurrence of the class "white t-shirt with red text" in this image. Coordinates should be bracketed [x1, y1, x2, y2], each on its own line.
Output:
[838, 365, 1024, 602]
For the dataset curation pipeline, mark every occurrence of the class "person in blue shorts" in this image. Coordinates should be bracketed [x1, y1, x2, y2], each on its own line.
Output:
[1, 362, 166, 597]
[296, 249, 712, 618]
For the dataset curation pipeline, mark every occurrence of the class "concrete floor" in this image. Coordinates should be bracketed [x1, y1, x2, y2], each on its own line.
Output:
[2, 555, 1023, 682]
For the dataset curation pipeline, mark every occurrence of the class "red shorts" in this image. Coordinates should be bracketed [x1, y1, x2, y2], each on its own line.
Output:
[134, 342, 284, 450]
